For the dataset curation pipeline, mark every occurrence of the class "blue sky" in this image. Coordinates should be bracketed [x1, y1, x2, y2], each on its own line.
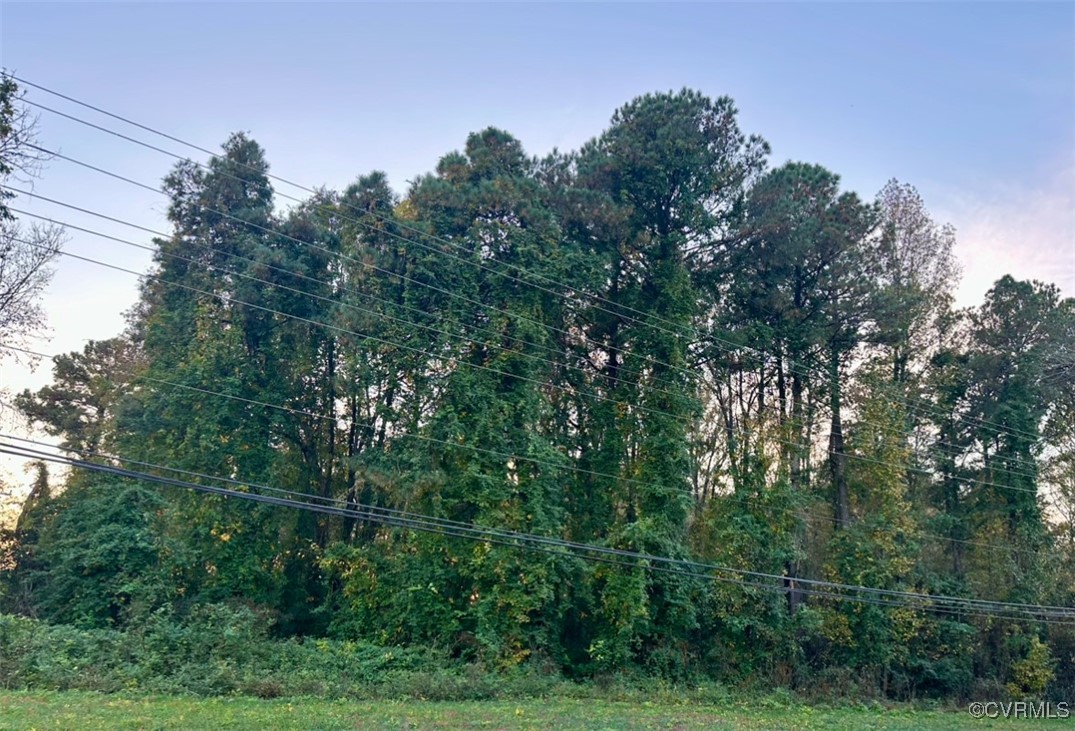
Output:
[5, 3, 1071, 196]
[0, 2, 1073, 463]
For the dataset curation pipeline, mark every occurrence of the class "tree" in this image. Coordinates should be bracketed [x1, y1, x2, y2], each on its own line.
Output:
[573, 90, 767, 671]
[965, 277, 1073, 547]
[927, 278, 1073, 649]
[823, 373, 922, 691]
[0, 461, 49, 615]
[16, 473, 167, 628]
[15, 338, 143, 456]
[730, 163, 844, 509]
[873, 179, 959, 384]
[869, 181, 960, 566]
[0, 76, 48, 221]
[349, 128, 572, 664]
[128, 133, 324, 628]
[0, 76, 64, 350]
[725, 160, 878, 638]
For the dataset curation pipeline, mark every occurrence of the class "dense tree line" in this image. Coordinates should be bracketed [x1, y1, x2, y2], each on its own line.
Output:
[3, 88, 1074, 699]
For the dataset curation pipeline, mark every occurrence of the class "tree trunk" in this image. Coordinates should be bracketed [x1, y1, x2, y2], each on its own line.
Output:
[790, 368, 804, 493]
[829, 345, 850, 529]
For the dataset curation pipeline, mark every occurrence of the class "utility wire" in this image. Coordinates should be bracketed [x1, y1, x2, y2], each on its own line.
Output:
[5, 71, 1048, 446]
[0, 80, 1057, 571]
[9, 182, 691, 409]
[4, 207, 1055, 504]
[0, 430, 1029, 561]
[15, 119, 1048, 479]
[0, 209, 721, 450]
[0, 441, 996, 622]
[13, 99, 697, 397]
[0, 429, 1040, 560]
[18, 136, 1054, 481]
[8, 178, 1045, 483]
[5, 148, 1050, 482]
[9, 112, 1050, 484]
[3, 79, 1040, 447]
[1, 339, 1051, 561]
[2, 437, 1071, 623]
[2, 234, 1047, 504]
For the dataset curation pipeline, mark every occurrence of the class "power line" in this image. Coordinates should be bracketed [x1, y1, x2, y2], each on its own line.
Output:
[3, 235, 1047, 505]
[2, 437, 1071, 623]
[6, 71, 1048, 446]
[0, 211, 715, 452]
[9, 438, 1072, 622]
[5, 76, 1041, 448]
[6, 135, 1052, 481]
[14, 123, 1045, 485]
[15, 98, 699, 398]
[0, 442, 974, 621]
[7, 102, 1051, 489]
[13, 150, 643, 390]
[0, 427, 1041, 561]
[12, 139, 1052, 481]
[0, 80, 1057, 562]
[8, 178, 1045, 484]
[9, 182, 695, 414]
[1, 340, 1052, 560]
[8, 172, 1059, 508]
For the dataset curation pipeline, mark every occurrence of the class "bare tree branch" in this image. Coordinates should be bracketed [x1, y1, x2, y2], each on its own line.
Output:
[0, 73, 65, 347]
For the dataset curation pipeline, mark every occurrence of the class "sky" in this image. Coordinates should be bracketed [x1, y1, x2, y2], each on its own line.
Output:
[0, 1, 1073, 493]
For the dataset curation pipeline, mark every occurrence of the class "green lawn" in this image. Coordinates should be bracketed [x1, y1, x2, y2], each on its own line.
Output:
[0, 691, 1064, 730]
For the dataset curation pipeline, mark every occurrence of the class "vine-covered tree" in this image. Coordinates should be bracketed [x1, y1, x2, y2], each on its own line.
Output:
[3, 88, 1072, 700]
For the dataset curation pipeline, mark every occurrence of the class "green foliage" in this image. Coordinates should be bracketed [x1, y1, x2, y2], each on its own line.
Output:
[0, 609, 447, 698]
[15, 339, 142, 455]
[3, 88, 1072, 703]
[10, 476, 166, 628]
[0, 75, 21, 219]
[1007, 636, 1057, 699]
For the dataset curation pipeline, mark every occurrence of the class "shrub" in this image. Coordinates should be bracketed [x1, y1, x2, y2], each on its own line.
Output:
[1007, 636, 1056, 699]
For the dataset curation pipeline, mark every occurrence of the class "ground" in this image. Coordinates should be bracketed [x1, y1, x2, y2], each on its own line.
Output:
[1, 691, 1067, 730]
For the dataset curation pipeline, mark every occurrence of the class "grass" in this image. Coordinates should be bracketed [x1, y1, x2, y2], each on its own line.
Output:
[1, 690, 1067, 730]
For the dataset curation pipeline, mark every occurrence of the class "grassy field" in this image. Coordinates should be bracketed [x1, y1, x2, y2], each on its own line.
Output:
[0, 691, 1067, 730]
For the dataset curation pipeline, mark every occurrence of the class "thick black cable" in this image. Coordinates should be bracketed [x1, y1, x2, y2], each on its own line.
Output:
[0, 430, 1042, 566]
[3, 441, 1071, 623]
[3, 435, 1070, 620]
